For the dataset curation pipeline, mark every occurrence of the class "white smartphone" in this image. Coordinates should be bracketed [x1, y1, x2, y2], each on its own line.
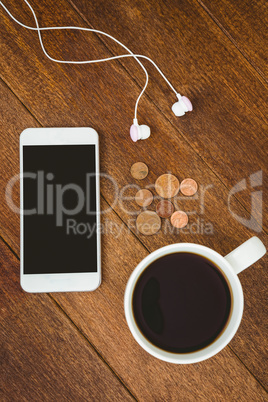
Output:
[20, 127, 101, 292]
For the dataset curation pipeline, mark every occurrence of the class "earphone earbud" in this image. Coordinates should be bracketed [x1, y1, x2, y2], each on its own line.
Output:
[130, 93, 192, 142]
[130, 119, 151, 142]
[172, 94, 193, 116]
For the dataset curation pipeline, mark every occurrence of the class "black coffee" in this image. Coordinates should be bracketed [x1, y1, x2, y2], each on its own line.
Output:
[132, 252, 232, 353]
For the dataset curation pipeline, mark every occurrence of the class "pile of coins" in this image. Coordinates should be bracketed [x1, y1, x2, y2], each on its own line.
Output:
[130, 162, 198, 235]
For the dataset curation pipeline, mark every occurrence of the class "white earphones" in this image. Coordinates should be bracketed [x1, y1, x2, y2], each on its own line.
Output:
[172, 94, 193, 117]
[0, 0, 193, 143]
[130, 94, 192, 142]
[130, 119, 151, 142]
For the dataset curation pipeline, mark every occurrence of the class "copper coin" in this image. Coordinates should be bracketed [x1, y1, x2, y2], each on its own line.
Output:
[170, 211, 188, 228]
[130, 162, 149, 180]
[156, 200, 174, 218]
[136, 211, 161, 235]
[135, 189, 153, 207]
[180, 178, 198, 196]
[155, 174, 180, 199]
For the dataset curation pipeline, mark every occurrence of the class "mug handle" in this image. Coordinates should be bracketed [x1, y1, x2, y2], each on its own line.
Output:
[224, 236, 266, 275]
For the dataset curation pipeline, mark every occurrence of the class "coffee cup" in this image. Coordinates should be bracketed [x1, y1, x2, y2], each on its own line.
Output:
[124, 237, 266, 364]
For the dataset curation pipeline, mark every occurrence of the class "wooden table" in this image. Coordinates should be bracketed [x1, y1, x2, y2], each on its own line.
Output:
[0, 0, 267, 400]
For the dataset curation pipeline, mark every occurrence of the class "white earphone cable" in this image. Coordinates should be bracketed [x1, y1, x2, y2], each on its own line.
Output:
[0, 0, 178, 120]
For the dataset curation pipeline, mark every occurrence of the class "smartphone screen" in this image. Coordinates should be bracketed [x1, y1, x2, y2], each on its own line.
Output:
[23, 144, 98, 274]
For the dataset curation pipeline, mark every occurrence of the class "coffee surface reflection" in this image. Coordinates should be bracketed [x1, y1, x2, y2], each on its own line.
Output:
[132, 253, 232, 353]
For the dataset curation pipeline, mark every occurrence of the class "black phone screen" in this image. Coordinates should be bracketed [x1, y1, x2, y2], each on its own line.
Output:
[23, 145, 98, 274]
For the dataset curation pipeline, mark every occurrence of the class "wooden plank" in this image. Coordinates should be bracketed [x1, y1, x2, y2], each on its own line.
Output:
[0, 239, 135, 401]
[54, 201, 268, 401]
[69, 0, 268, 231]
[196, 0, 268, 78]
[0, 0, 267, 232]
[0, 79, 39, 255]
[0, 80, 267, 398]
[0, 0, 267, 397]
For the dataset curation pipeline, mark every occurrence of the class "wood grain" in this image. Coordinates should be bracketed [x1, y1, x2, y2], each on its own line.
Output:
[0, 79, 267, 398]
[0, 79, 39, 254]
[0, 0, 267, 399]
[69, 0, 268, 231]
[0, 239, 134, 401]
[54, 200, 268, 401]
[197, 0, 268, 78]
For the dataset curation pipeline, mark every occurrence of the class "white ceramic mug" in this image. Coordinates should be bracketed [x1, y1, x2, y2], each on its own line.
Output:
[124, 237, 266, 364]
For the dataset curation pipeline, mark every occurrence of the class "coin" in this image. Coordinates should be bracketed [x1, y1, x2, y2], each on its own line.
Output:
[136, 211, 161, 235]
[170, 211, 188, 228]
[135, 189, 153, 207]
[155, 174, 180, 199]
[130, 162, 149, 180]
[180, 178, 198, 196]
[156, 200, 174, 218]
